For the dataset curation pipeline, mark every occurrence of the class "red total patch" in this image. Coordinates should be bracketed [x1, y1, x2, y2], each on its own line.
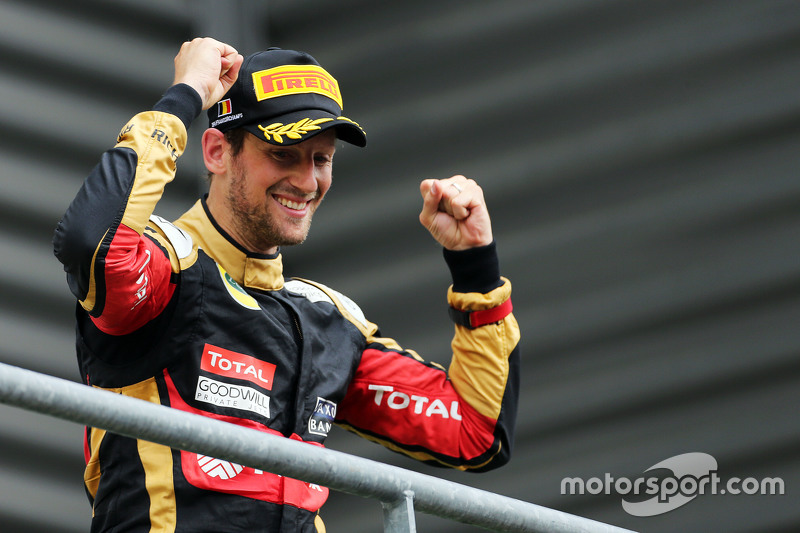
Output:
[201, 343, 276, 390]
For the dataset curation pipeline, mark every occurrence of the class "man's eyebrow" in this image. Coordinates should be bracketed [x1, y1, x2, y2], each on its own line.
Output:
[262, 144, 293, 154]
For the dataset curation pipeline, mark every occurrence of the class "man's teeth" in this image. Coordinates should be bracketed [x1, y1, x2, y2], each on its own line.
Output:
[276, 197, 308, 210]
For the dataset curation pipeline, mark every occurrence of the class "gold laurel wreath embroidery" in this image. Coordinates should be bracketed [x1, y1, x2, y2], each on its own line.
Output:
[258, 118, 334, 143]
[336, 116, 365, 133]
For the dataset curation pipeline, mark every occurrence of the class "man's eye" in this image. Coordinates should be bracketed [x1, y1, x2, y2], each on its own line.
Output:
[271, 151, 290, 160]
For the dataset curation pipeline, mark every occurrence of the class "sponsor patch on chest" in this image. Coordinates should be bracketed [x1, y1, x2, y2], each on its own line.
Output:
[216, 263, 260, 310]
[196, 344, 276, 419]
[201, 343, 276, 389]
[194, 376, 271, 418]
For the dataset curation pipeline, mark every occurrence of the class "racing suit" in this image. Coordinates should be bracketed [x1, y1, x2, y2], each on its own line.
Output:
[53, 83, 521, 533]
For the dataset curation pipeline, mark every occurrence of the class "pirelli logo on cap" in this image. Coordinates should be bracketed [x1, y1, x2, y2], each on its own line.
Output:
[252, 65, 343, 108]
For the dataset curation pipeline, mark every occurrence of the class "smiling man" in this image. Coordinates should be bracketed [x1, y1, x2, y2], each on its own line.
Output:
[206, 128, 337, 253]
[53, 38, 520, 533]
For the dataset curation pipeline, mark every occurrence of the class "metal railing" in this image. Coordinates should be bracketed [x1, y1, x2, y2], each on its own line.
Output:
[0, 362, 635, 533]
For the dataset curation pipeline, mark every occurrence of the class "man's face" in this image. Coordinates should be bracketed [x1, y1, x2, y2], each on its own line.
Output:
[223, 129, 336, 254]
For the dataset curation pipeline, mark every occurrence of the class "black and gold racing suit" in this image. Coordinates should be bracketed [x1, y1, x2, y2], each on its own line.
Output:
[53, 83, 520, 533]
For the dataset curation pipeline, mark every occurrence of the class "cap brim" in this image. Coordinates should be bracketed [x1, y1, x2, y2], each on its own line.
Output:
[242, 109, 366, 147]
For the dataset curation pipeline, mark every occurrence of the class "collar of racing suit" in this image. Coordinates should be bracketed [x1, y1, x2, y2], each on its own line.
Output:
[174, 196, 286, 292]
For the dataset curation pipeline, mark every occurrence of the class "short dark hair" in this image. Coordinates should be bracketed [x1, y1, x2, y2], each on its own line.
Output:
[225, 128, 248, 157]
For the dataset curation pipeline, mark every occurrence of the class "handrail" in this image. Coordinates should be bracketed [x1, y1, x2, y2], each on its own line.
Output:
[0, 362, 636, 533]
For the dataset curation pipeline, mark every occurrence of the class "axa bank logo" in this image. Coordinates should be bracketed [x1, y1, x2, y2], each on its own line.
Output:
[561, 452, 785, 516]
[308, 397, 337, 437]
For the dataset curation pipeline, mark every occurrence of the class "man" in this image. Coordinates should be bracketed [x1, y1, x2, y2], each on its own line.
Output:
[53, 38, 520, 533]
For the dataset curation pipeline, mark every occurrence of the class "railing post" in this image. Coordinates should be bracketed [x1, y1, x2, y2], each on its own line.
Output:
[382, 489, 417, 533]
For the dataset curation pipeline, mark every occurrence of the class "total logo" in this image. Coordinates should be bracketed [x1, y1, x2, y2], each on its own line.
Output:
[368, 384, 462, 419]
[201, 343, 276, 389]
[195, 344, 276, 419]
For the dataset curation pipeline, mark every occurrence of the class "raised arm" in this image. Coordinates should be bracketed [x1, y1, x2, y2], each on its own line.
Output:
[53, 39, 241, 333]
[336, 176, 520, 471]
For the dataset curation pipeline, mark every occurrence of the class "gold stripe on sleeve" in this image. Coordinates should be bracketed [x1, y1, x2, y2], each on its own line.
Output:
[117, 112, 188, 235]
[447, 279, 520, 419]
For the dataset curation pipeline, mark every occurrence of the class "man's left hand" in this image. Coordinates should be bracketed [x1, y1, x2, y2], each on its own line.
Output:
[419, 176, 493, 251]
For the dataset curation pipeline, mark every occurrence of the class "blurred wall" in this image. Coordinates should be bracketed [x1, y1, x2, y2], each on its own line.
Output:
[0, 0, 798, 531]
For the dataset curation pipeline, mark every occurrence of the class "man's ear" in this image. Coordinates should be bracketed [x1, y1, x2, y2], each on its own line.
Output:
[202, 128, 228, 175]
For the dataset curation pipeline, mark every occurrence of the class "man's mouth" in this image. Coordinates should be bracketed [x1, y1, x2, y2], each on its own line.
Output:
[275, 196, 309, 211]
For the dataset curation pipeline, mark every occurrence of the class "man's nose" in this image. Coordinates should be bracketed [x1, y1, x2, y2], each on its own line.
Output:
[288, 157, 318, 193]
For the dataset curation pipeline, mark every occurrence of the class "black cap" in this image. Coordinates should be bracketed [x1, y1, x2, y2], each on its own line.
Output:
[207, 48, 366, 147]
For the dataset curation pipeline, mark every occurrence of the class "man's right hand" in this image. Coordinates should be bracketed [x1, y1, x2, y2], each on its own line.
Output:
[172, 37, 243, 110]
